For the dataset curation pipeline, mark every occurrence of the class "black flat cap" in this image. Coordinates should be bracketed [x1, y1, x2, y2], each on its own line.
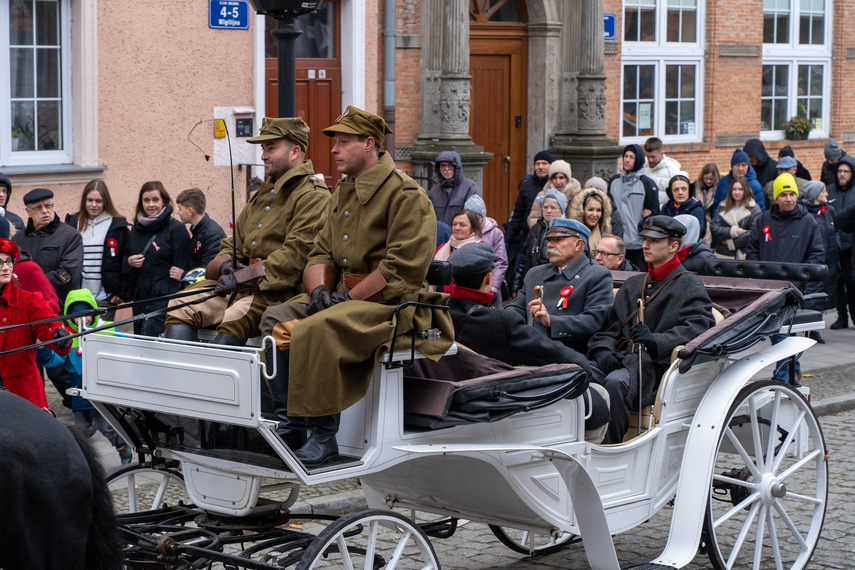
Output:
[22, 187, 53, 205]
[638, 215, 686, 239]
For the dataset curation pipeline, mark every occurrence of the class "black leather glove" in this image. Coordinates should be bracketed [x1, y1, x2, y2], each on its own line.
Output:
[328, 291, 352, 306]
[594, 350, 622, 375]
[308, 285, 332, 315]
[220, 259, 247, 277]
[52, 327, 72, 351]
[630, 323, 657, 355]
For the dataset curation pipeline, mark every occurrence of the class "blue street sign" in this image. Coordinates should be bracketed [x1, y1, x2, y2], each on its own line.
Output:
[209, 0, 250, 30]
[604, 14, 616, 40]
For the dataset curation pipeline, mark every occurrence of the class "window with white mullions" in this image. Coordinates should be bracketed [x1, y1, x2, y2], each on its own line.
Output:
[624, 0, 656, 42]
[760, 0, 830, 138]
[799, 0, 825, 44]
[797, 64, 823, 122]
[664, 64, 695, 135]
[666, 0, 696, 43]
[761, 64, 789, 131]
[623, 64, 656, 138]
[10, 0, 62, 152]
[621, 0, 703, 143]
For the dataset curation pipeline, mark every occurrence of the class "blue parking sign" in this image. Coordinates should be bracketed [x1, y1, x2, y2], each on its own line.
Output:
[210, 0, 249, 30]
[604, 14, 616, 40]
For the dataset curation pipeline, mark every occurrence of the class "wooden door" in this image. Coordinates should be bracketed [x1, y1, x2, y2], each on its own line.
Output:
[469, 31, 527, 223]
[265, 61, 340, 186]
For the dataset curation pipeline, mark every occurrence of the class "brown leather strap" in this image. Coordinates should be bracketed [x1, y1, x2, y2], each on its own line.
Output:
[303, 263, 338, 293]
[205, 255, 231, 281]
[617, 271, 689, 337]
[345, 270, 387, 302]
[455, 304, 484, 343]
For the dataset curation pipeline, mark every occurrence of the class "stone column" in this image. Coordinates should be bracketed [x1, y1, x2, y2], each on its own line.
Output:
[412, 0, 490, 190]
[551, 0, 622, 183]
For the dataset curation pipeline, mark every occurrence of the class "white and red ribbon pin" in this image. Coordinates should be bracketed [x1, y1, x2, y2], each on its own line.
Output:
[107, 238, 117, 257]
[557, 286, 574, 309]
[763, 225, 771, 242]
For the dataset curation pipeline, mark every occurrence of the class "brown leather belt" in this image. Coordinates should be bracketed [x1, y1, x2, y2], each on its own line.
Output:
[342, 272, 384, 303]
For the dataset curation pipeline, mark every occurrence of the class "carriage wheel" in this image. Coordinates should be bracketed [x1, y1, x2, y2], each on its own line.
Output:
[704, 380, 827, 570]
[296, 509, 441, 569]
[488, 525, 578, 556]
[107, 462, 189, 514]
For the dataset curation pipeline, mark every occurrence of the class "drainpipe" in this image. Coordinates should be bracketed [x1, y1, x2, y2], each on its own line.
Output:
[383, 0, 396, 158]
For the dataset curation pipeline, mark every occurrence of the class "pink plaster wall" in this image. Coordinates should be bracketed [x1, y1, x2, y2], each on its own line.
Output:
[92, 2, 255, 230]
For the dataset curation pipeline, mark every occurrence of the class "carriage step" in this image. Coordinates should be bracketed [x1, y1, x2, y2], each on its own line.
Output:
[622, 564, 674, 570]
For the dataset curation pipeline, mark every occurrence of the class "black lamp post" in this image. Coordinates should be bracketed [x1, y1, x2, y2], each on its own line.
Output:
[248, 0, 324, 117]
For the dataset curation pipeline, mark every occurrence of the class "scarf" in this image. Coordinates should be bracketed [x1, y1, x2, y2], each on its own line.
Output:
[447, 283, 494, 305]
[434, 234, 483, 261]
[648, 254, 681, 281]
[137, 208, 164, 226]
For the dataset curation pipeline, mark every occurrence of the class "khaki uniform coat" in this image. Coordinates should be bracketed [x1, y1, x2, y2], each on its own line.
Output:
[221, 160, 330, 303]
[263, 152, 453, 416]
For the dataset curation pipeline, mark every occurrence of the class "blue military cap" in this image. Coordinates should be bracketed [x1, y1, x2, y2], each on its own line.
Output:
[545, 217, 591, 245]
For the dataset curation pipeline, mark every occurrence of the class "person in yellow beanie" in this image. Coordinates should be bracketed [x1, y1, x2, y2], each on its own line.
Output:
[746, 172, 825, 382]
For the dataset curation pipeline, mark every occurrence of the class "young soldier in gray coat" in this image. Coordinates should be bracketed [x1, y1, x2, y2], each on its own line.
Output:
[588, 216, 714, 444]
[507, 218, 613, 356]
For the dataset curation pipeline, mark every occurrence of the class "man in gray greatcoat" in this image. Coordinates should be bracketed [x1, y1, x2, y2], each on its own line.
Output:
[507, 218, 613, 356]
[588, 216, 714, 444]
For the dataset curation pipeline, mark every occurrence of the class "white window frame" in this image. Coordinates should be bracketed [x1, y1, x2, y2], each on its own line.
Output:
[761, 0, 832, 140]
[620, 0, 705, 144]
[0, 0, 73, 166]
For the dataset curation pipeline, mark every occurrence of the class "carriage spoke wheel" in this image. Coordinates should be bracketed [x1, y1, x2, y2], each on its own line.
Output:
[296, 509, 441, 569]
[488, 525, 578, 556]
[704, 380, 827, 570]
[107, 461, 189, 514]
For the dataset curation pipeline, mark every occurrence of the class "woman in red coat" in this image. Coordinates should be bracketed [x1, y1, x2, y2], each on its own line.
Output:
[0, 238, 72, 408]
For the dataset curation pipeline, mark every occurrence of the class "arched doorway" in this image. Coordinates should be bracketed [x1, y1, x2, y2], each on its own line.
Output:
[469, 0, 528, 221]
[264, 1, 341, 186]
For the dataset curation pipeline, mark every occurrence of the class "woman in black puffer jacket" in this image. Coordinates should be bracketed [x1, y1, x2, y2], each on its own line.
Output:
[121, 181, 190, 337]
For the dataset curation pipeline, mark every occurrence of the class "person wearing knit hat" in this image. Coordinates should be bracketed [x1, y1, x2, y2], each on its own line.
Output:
[800, 180, 838, 335]
[508, 214, 613, 357]
[762, 155, 808, 209]
[526, 159, 582, 229]
[462, 194, 509, 307]
[711, 148, 766, 215]
[543, 188, 567, 215]
[504, 150, 554, 266]
[583, 177, 608, 193]
[822, 139, 848, 187]
[607, 143, 661, 269]
[746, 172, 824, 383]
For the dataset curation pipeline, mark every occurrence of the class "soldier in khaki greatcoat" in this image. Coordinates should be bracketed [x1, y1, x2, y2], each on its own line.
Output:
[164, 117, 330, 346]
[260, 106, 453, 467]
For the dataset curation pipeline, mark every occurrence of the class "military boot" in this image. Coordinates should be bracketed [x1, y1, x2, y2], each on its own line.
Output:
[212, 332, 244, 346]
[294, 414, 340, 467]
[164, 324, 199, 342]
[261, 350, 307, 450]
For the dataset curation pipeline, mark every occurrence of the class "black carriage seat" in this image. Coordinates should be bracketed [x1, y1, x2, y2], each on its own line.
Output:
[403, 347, 593, 431]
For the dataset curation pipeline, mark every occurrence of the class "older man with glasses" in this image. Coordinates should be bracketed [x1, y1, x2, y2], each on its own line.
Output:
[12, 188, 83, 306]
[593, 234, 638, 272]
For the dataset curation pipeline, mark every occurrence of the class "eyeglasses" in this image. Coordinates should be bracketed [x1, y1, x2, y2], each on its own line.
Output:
[592, 249, 621, 258]
[27, 203, 54, 212]
[0, 258, 14, 268]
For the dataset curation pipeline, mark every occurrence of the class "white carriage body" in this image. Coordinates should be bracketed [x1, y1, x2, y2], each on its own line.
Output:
[82, 329, 812, 544]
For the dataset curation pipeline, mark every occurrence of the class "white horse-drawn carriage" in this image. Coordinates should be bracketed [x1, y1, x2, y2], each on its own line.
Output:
[79, 261, 829, 569]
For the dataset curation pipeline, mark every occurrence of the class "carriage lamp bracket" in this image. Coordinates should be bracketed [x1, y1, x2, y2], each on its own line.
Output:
[385, 301, 450, 369]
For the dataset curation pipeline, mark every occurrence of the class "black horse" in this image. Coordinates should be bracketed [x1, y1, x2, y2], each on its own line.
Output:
[0, 389, 122, 570]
